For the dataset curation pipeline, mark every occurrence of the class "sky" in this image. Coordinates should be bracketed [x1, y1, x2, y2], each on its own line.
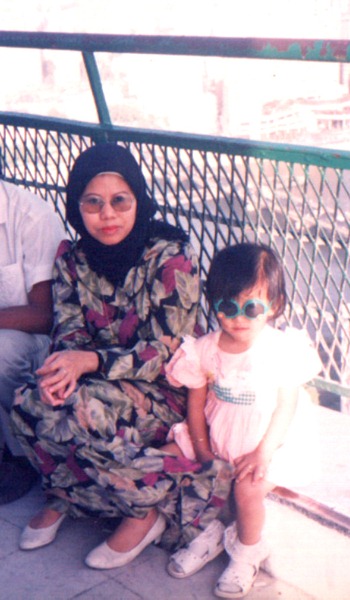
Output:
[1, 0, 348, 39]
[1, 0, 349, 145]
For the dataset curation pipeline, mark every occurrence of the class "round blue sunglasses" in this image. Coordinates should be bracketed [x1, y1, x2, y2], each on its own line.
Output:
[214, 298, 271, 320]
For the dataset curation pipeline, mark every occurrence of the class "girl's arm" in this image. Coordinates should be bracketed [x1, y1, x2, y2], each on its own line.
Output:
[187, 385, 216, 463]
[234, 386, 298, 482]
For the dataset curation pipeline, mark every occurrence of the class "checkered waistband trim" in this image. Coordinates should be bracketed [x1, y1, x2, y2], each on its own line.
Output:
[212, 383, 256, 405]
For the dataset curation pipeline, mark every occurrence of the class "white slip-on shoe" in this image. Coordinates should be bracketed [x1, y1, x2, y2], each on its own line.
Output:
[85, 512, 166, 569]
[19, 513, 66, 550]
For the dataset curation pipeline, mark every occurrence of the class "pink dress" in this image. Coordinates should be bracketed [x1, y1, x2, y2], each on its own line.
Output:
[165, 326, 322, 488]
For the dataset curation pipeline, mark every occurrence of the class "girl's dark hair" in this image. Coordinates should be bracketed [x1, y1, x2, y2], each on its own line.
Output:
[206, 243, 287, 319]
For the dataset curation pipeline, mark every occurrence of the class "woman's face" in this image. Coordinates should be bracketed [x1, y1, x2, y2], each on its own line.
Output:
[79, 173, 137, 245]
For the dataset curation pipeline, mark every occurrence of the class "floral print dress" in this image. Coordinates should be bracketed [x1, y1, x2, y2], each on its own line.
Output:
[11, 236, 233, 550]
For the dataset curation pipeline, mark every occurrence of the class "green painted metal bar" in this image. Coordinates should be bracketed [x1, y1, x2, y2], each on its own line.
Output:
[1, 32, 350, 403]
[0, 31, 350, 62]
[311, 377, 350, 398]
[82, 52, 112, 127]
[1, 112, 350, 169]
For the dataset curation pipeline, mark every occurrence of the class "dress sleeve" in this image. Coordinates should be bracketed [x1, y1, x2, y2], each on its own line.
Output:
[50, 240, 95, 351]
[165, 335, 207, 389]
[96, 240, 201, 382]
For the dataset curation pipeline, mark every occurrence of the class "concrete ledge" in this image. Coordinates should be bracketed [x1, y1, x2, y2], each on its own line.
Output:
[271, 486, 350, 538]
[263, 405, 350, 599]
[265, 496, 350, 600]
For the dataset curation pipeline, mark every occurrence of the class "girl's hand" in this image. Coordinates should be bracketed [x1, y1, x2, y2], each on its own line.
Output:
[196, 448, 217, 464]
[36, 350, 99, 406]
[234, 447, 271, 483]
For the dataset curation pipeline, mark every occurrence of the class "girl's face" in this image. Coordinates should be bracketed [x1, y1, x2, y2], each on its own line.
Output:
[217, 282, 274, 353]
[79, 173, 137, 245]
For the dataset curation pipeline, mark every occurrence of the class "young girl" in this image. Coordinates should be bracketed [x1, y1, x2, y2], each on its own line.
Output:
[164, 243, 321, 598]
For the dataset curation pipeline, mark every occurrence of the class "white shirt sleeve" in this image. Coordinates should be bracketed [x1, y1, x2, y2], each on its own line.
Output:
[21, 203, 66, 293]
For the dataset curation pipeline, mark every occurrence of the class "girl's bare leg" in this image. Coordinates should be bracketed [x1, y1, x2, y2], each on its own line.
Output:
[234, 477, 275, 544]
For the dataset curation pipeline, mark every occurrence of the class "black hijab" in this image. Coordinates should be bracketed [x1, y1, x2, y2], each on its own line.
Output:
[66, 143, 187, 285]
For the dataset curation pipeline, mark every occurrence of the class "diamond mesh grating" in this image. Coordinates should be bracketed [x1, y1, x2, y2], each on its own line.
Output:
[1, 123, 350, 397]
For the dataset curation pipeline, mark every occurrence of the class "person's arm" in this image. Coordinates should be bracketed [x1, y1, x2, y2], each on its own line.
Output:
[0, 193, 63, 334]
[234, 386, 298, 482]
[187, 385, 216, 463]
[0, 280, 53, 334]
[39, 239, 201, 402]
[49, 241, 96, 351]
[235, 328, 322, 483]
[3, 189, 65, 335]
[34, 241, 99, 405]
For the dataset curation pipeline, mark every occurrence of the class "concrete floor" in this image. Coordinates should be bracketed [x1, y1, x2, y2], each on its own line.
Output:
[0, 483, 315, 600]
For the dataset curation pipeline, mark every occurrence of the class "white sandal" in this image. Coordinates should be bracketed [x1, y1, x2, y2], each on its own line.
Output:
[167, 519, 225, 579]
[214, 536, 269, 598]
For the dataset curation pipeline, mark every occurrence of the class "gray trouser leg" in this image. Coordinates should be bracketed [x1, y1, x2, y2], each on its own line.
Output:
[0, 329, 50, 457]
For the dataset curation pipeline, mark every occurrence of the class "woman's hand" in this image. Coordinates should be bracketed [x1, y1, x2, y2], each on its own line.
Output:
[36, 350, 99, 406]
[234, 446, 271, 483]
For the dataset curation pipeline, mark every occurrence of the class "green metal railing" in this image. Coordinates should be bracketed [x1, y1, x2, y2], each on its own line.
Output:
[1, 32, 350, 407]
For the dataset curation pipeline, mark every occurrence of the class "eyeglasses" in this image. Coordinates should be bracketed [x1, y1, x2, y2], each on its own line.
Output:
[214, 298, 271, 320]
[79, 193, 135, 214]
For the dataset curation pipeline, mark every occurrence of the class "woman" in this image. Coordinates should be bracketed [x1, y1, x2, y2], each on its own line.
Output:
[11, 143, 232, 570]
